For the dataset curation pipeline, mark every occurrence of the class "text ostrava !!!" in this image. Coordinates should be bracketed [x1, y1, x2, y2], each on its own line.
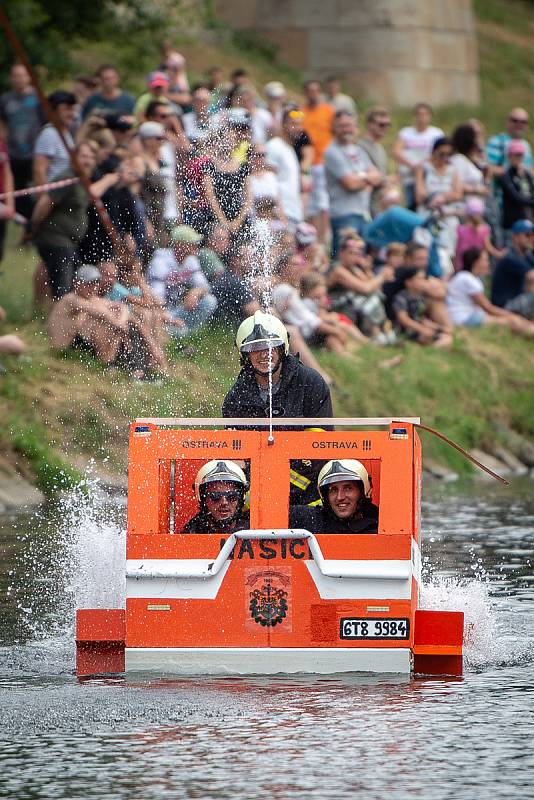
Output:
[220, 538, 312, 560]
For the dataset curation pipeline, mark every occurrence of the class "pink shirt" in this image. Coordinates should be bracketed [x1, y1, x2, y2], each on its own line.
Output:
[455, 222, 490, 271]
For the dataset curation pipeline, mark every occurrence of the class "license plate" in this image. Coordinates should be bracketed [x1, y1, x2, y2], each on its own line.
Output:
[340, 618, 410, 640]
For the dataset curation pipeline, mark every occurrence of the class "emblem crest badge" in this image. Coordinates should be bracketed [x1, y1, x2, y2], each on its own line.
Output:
[250, 581, 288, 627]
[245, 568, 292, 630]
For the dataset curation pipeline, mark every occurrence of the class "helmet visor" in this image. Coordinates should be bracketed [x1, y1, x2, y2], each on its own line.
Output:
[320, 474, 364, 489]
[240, 337, 284, 353]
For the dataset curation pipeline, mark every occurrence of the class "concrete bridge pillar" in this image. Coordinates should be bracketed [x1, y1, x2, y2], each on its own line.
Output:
[214, 0, 480, 106]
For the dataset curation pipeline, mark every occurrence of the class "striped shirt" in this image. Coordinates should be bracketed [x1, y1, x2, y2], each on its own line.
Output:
[486, 132, 532, 170]
[33, 124, 74, 181]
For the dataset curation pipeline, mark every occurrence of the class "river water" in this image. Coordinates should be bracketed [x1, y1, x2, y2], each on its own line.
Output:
[1, 478, 533, 800]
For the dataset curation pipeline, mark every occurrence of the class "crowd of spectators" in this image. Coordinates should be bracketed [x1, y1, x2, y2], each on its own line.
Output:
[1, 51, 534, 381]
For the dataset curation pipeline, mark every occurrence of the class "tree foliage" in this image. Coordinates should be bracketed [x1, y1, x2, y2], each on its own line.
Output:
[0, 0, 165, 91]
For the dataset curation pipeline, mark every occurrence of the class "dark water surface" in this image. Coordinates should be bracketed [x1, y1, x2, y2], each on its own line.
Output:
[0, 479, 533, 800]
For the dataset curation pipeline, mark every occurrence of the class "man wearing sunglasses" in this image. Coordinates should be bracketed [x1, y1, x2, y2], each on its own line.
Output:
[359, 107, 391, 217]
[182, 460, 249, 533]
[487, 108, 533, 178]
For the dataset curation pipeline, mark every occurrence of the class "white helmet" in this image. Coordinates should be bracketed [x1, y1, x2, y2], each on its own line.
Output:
[236, 311, 289, 355]
[193, 460, 248, 502]
[317, 459, 371, 499]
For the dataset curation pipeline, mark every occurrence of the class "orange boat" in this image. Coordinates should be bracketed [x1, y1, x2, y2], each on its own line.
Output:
[76, 417, 464, 677]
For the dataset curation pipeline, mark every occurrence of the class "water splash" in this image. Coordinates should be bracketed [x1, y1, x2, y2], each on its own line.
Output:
[9, 474, 125, 643]
[60, 475, 126, 611]
[420, 575, 533, 670]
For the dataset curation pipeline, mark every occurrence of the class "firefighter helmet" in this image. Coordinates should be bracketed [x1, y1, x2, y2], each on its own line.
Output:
[317, 459, 371, 499]
[193, 460, 248, 502]
[236, 311, 290, 355]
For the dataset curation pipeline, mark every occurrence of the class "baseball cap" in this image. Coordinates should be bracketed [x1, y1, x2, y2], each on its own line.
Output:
[465, 197, 485, 216]
[138, 121, 165, 139]
[75, 265, 101, 284]
[511, 219, 534, 234]
[264, 81, 286, 99]
[171, 225, 203, 244]
[508, 139, 527, 155]
[148, 71, 170, 89]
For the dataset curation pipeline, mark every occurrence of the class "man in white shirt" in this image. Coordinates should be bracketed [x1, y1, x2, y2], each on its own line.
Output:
[393, 102, 444, 210]
[266, 109, 304, 231]
[147, 225, 217, 334]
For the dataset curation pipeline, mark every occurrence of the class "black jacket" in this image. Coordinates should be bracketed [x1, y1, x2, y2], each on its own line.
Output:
[222, 354, 333, 428]
[500, 167, 534, 230]
[223, 354, 333, 504]
[289, 501, 379, 534]
[182, 511, 250, 534]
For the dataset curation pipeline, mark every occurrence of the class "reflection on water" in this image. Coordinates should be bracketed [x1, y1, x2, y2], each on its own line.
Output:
[0, 479, 533, 799]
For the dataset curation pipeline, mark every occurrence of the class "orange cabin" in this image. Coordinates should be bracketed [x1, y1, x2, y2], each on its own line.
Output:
[76, 417, 464, 677]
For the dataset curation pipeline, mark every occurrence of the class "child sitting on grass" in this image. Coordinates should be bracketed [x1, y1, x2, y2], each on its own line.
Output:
[300, 271, 368, 343]
[392, 267, 453, 348]
[271, 252, 350, 354]
[382, 242, 406, 272]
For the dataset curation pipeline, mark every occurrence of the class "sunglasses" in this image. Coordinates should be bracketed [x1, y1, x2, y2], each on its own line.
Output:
[437, 150, 453, 157]
[205, 490, 241, 503]
[509, 117, 529, 124]
[287, 110, 304, 121]
[375, 121, 391, 129]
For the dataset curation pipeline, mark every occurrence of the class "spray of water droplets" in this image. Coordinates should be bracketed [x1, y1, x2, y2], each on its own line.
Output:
[420, 557, 534, 669]
[246, 219, 276, 442]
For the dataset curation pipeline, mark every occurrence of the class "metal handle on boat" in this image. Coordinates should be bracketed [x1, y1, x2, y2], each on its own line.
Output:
[134, 416, 421, 427]
[125, 529, 412, 581]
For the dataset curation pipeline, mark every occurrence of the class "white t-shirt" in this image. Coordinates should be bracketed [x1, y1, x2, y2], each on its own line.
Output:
[450, 153, 484, 200]
[159, 141, 177, 220]
[271, 283, 320, 339]
[266, 137, 303, 223]
[251, 170, 279, 201]
[447, 270, 485, 324]
[397, 125, 444, 183]
[251, 107, 273, 144]
[147, 249, 209, 301]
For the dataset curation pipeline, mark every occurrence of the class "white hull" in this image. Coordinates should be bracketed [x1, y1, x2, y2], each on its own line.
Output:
[125, 647, 412, 675]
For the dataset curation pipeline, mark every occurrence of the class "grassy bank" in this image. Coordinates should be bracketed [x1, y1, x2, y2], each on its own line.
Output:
[3, 0, 534, 492]
[2, 230, 534, 492]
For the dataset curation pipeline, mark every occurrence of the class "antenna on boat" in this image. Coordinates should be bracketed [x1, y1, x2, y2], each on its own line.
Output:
[415, 423, 509, 484]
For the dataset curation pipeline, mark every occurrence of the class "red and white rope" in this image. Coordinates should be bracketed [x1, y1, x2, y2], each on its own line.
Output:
[0, 176, 79, 201]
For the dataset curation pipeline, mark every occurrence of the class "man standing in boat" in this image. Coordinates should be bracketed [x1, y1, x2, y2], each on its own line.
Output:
[182, 460, 250, 533]
[222, 311, 333, 503]
[290, 459, 379, 533]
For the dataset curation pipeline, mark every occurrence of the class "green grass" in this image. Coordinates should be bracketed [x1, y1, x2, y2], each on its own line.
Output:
[2, 228, 534, 484]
